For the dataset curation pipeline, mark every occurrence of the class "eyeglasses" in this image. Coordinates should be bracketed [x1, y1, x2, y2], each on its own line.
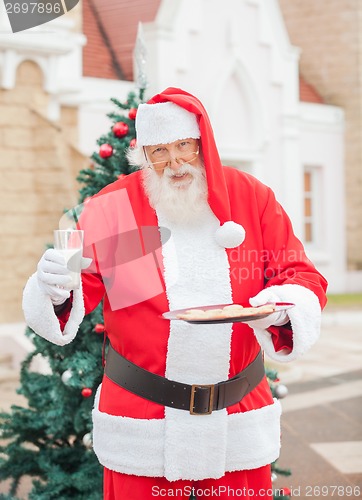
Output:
[143, 142, 200, 172]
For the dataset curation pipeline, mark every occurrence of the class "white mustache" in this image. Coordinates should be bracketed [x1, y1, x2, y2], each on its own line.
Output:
[163, 164, 196, 178]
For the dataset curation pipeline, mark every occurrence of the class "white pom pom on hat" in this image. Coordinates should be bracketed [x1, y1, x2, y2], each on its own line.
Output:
[214, 221, 246, 248]
[138, 89, 247, 249]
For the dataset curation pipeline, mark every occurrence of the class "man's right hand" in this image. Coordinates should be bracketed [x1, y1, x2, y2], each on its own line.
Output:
[37, 249, 72, 306]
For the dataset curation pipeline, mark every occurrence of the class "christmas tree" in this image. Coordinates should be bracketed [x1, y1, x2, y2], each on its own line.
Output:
[266, 368, 292, 500]
[0, 88, 144, 500]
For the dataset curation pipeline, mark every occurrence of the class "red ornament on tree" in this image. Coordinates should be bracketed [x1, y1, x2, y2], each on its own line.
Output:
[280, 488, 291, 496]
[94, 323, 105, 333]
[129, 138, 137, 148]
[128, 108, 137, 120]
[117, 174, 126, 180]
[81, 388, 93, 398]
[99, 144, 113, 158]
[113, 121, 129, 137]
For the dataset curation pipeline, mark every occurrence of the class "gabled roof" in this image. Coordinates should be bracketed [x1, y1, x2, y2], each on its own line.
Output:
[82, 0, 120, 79]
[82, 1, 324, 105]
[299, 75, 324, 104]
[82, 0, 161, 81]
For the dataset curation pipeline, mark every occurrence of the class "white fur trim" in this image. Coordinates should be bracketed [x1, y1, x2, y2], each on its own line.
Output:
[158, 207, 234, 479]
[92, 385, 281, 480]
[214, 221, 246, 248]
[22, 273, 84, 346]
[136, 102, 200, 146]
[92, 386, 165, 477]
[226, 399, 281, 471]
[164, 407, 228, 480]
[249, 284, 322, 362]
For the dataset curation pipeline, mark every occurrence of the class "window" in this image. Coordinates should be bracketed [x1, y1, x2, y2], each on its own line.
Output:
[303, 166, 322, 247]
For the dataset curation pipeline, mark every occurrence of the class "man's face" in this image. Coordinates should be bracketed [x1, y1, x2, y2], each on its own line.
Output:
[144, 138, 201, 186]
[142, 138, 208, 224]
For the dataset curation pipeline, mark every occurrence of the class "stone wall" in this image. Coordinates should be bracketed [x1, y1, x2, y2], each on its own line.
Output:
[0, 60, 88, 323]
[278, 0, 362, 270]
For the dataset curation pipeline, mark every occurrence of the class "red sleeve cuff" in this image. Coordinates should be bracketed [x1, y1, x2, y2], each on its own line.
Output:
[54, 294, 74, 332]
[267, 322, 293, 353]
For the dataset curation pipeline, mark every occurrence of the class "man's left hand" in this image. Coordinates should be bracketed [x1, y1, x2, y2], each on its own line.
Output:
[246, 288, 289, 329]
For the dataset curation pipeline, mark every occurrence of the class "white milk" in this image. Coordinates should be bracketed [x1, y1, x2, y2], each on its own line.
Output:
[60, 248, 82, 289]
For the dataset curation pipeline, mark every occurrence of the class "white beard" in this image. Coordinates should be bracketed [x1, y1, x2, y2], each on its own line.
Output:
[142, 163, 209, 225]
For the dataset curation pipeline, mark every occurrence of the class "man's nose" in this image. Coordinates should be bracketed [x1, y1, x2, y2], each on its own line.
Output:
[167, 156, 182, 171]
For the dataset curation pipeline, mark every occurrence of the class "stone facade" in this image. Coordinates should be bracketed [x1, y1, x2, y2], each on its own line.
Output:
[0, 60, 88, 323]
[278, 0, 362, 270]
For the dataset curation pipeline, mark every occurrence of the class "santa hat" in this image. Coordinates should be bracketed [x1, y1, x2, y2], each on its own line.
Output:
[136, 88, 246, 249]
[136, 101, 200, 146]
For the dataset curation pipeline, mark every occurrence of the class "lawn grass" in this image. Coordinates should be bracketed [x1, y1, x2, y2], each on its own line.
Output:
[325, 293, 362, 309]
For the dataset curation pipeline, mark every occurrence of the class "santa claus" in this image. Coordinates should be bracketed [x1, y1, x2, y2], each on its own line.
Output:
[23, 88, 327, 499]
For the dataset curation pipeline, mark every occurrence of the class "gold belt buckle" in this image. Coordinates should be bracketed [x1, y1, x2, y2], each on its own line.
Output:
[190, 384, 215, 415]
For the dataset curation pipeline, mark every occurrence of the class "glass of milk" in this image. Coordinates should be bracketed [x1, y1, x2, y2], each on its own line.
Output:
[54, 229, 84, 290]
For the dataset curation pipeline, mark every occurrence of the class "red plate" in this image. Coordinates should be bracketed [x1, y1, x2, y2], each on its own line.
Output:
[161, 302, 295, 324]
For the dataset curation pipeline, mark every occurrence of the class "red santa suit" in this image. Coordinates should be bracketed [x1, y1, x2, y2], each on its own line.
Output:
[23, 89, 327, 498]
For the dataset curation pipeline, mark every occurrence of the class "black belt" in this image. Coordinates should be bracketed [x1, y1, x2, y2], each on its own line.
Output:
[105, 344, 265, 415]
